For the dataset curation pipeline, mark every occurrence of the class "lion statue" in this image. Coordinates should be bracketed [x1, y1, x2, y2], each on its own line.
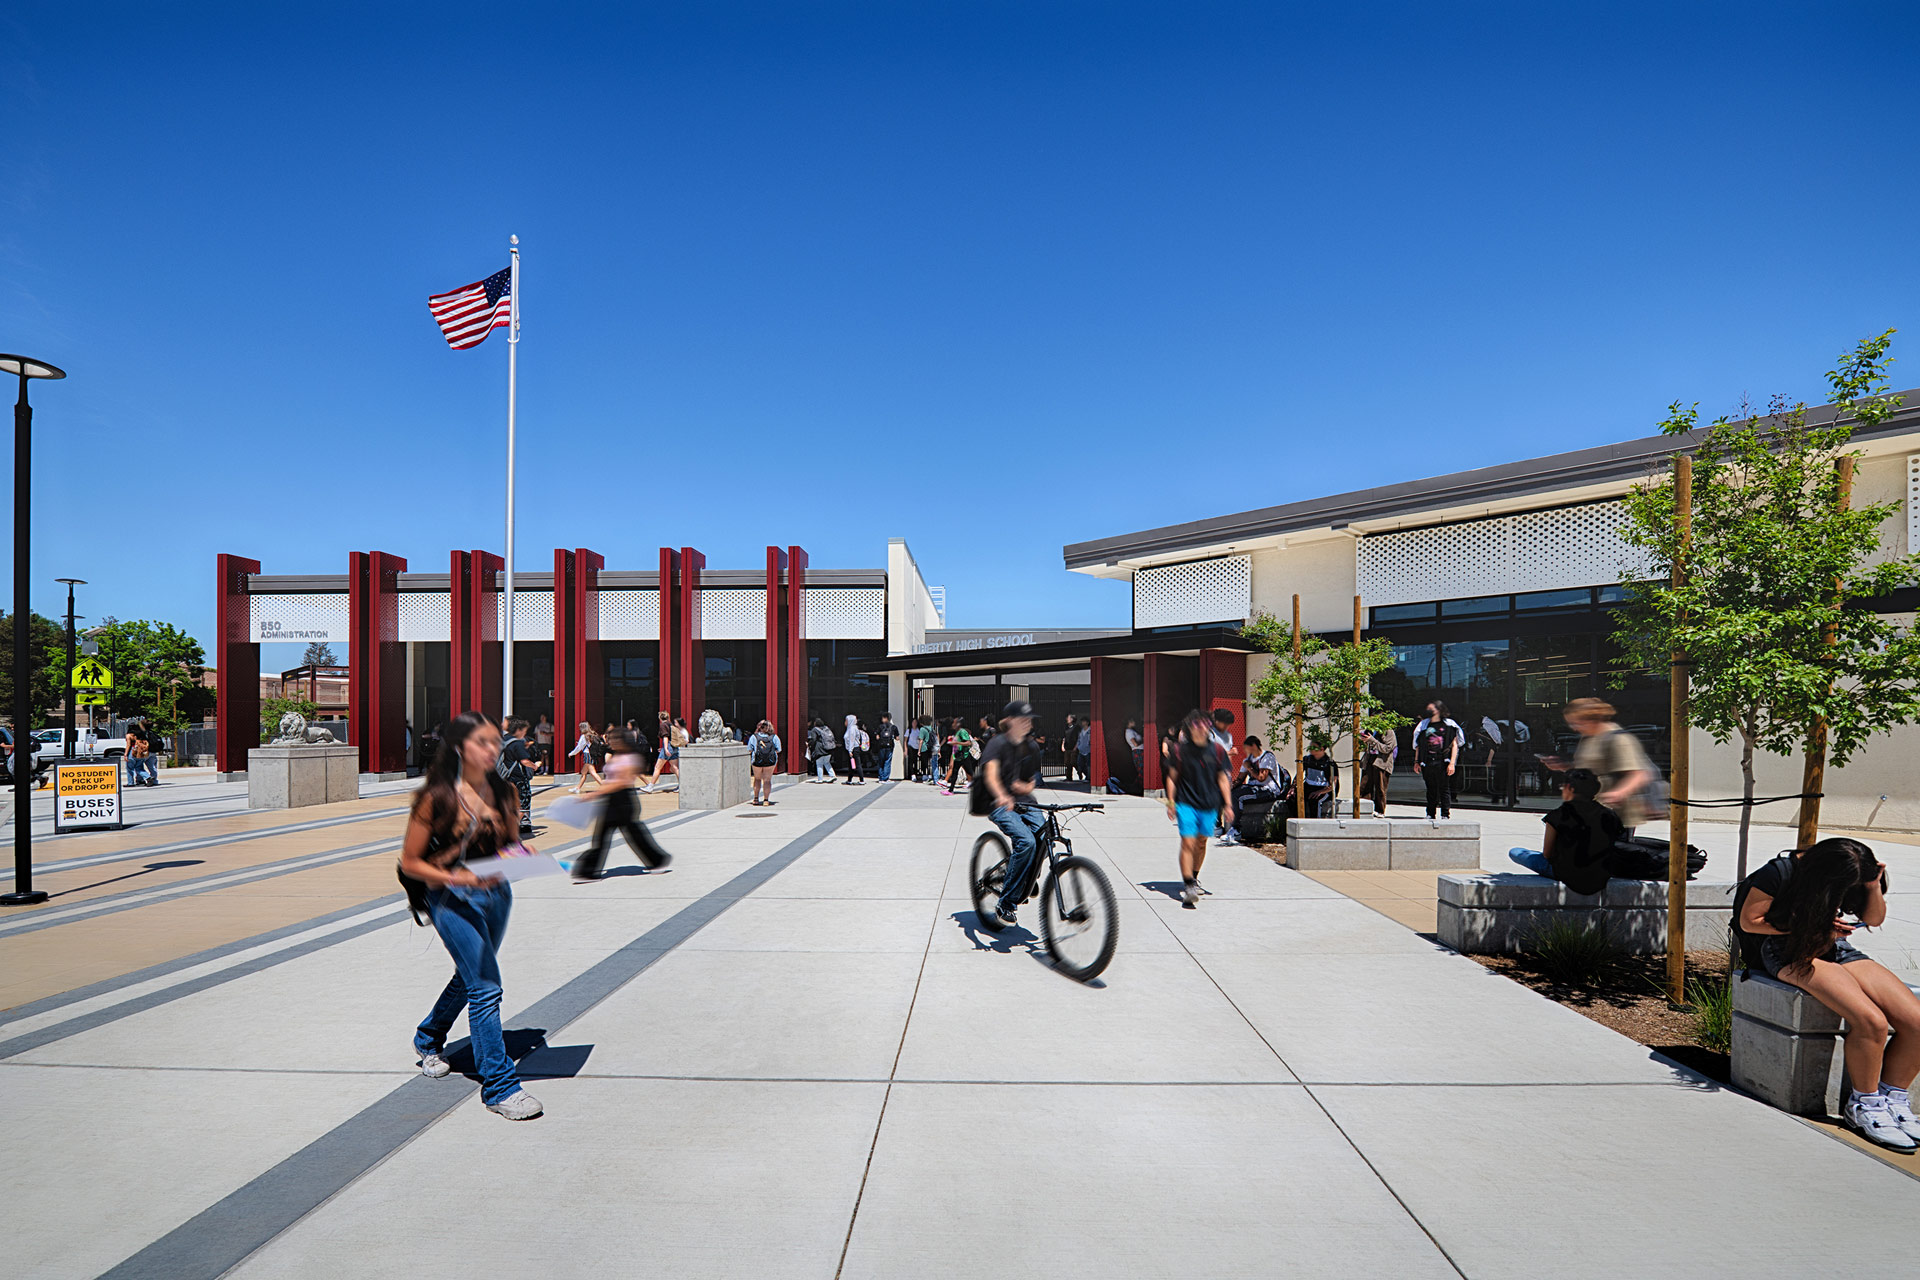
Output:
[271, 711, 338, 746]
[696, 709, 730, 744]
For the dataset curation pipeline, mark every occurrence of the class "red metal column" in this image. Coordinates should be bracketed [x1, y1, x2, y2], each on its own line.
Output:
[676, 546, 705, 727]
[574, 548, 603, 746]
[657, 548, 681, 722]
[766, 546, 788, 757]
[348, 550, 407, 774]
[1200, 649, 1248, 773]
[449, 549, 504, 720]
[1142, 652, 1164, 793]
[215, 554, 260, 775]
[1089, 655, 1109, 793]
[785, 546, 808, 773]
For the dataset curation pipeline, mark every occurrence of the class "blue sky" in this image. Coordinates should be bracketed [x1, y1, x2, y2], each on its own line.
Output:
[5, 1, 1918, 662]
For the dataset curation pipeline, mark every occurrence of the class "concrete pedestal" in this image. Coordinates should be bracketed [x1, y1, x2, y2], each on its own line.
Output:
[246, 744, 360, 809]
[1436, 873, 1734, 956]
[678, 743, 751, 810]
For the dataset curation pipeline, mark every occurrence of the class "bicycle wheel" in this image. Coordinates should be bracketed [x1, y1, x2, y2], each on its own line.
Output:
[969, 831, 1011, 932]
[1040, 855, 1118, 981]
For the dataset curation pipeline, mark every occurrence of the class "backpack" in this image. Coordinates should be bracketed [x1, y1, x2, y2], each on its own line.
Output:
[751, 734, 779, 767]
[1608, 835, 1708, 882]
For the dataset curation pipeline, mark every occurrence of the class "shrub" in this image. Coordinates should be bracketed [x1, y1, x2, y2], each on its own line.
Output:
[1687, 972, 1733, 1054]
[1526, 919, 1623, 986]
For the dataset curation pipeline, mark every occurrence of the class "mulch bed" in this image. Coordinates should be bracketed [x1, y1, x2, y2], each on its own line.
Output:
[1468, 948, 1733, 1083]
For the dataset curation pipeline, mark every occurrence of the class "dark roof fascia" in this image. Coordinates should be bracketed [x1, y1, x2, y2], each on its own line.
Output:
[1062, 393, 1920, 571]
[847, 627, 1260, 675]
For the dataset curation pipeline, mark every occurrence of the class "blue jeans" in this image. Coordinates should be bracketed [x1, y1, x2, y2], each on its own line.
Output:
[415, 882, 522, 1105]
[1508, 848, 1553, 877]
[128, 755, 155, 785]
[815, 754, 834, 780]
[990, 805, 1048, 912]
[877, 748, 893, 781]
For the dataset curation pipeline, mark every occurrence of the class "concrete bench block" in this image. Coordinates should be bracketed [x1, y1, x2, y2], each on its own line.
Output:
[1287, 819, 1390, 839]
[1733, 971, 1844, 1034]
[1287, 838, 1391, 870]
[1387, 818, 1481, 841]
[1435, 872, 1734, 954]
[1438, 874, 1735, 911]
[1731, 1011, 1840, 1115]
[1389, 839, 1480, 871]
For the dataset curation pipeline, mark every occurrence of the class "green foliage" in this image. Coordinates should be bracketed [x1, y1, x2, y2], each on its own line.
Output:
[301, 641, 339, 667]
[1241, 612, 1409, 756]
[1686, 973, 1733, 1055]
[260, 696, 319, 745]
[0, 610, 69, 726]
[1613, 332, 1920, 876]
[90, 617, 215, 736]
[1526, 918, 1623, 987]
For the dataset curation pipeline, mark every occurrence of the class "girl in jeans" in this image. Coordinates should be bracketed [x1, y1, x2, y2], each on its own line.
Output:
[398, 711, 542, 1121]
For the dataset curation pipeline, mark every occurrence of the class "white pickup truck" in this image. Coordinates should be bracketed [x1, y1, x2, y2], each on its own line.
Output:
[30, 728, 128, 763]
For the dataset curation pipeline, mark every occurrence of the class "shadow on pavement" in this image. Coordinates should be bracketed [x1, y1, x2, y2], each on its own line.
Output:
[50, 859, 206, 898]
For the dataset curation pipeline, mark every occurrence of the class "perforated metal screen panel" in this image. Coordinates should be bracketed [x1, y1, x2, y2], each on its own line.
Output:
[1909, 454, 1919, 555]
[1133, 556, 1251, 629]
[701, 588, 767, 640]
[397, 594, 449, 643]
[1356, 502, 1655, 606]
[597, 589, 659, 640]
[249, 593, 349, 644]
[805, 587, 885, 638]
[492, 592, 554, 641]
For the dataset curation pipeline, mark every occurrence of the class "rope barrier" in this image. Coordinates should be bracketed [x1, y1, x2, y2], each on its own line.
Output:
[1669, 793, 1822, 808]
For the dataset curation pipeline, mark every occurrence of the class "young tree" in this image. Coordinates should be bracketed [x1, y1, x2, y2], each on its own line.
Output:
[0, 611, 69, 727]
[91, 619, 216, 736]
[1242, 612, 1408, 798]
[302, 641, 339, 667]
[1614, 332, 1920, 879]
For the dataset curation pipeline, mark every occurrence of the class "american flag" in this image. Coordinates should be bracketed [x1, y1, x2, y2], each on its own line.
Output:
[427, 267, 512, 350]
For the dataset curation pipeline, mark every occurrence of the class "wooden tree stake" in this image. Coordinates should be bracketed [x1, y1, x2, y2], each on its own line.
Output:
[1668, 454, 1691, 1005]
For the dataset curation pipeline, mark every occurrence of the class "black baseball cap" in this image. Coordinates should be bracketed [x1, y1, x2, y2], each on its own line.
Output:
[1001, 700, 1034, 720]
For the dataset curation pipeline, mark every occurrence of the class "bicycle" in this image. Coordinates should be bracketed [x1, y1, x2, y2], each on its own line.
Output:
[969, 802, 1118, 982]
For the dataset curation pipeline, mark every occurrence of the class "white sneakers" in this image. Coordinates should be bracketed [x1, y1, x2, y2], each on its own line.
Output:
[1845, 1092, 1917, 1152]
[1881, 1089, 1920, 1143]
[417, 1051, 451, 1079]
[487, 1090, 544, 1121]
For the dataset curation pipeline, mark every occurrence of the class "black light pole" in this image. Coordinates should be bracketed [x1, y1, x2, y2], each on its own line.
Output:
[56, 579, 84, 761]
[3, 354, 68, 908]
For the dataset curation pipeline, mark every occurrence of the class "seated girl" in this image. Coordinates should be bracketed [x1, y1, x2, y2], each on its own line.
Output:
[1507, 768, 1623, 894]
[1734, 838, 1920, 1152]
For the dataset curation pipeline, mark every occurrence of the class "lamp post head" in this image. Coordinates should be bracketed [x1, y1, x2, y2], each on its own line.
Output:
[55, 578, 85, 587]
[0, 355, 66, 380]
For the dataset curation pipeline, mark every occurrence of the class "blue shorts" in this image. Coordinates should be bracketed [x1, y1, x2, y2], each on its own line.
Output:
[1175, 803, 1219, 838]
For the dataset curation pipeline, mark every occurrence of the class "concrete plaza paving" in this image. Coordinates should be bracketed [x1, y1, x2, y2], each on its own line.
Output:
[3, 775, 1918, 1277]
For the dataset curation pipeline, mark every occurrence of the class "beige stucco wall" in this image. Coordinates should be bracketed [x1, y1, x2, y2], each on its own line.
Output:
[1247, 536, 1359, 634]
[1689, 718, 1920, 837]
[1853, 451, 1911, 564]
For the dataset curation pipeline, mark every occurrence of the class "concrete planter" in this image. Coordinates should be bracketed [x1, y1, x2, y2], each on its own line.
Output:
[246, 744, 359, 809]
[678, 743, 751, 810]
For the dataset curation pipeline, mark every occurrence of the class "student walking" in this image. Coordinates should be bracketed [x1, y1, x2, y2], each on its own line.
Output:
[1075, 720, 1093, 786]
[398, 711, 542, 1121]
[747, 720, 782, 805]
[500, 719, 536, 836]
[642, 717, 687, 792]
[807, 718, 837, 782]
[943, 721, 976, 794]
[1735, 838, 1920, 1152]
[566, 722, 603, 793]
[571, 731, 673, 882]
[1411, 700, 1462, 819]
[1563, 697, 1656, 833]
[533, 714, 554, 774]
[1165, 712, 1232, 909]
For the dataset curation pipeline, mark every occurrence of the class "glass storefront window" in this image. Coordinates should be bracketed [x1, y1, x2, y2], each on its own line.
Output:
[1372, 602, 1437, 624]
[1441, 595, 1509, 617]
[1515, 588, 1593, 612]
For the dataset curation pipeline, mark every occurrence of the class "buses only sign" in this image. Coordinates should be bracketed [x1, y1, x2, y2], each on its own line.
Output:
[54, 761, 123, 832]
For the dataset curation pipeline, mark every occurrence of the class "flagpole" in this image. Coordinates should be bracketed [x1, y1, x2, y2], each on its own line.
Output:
[503, 234, 519, 722]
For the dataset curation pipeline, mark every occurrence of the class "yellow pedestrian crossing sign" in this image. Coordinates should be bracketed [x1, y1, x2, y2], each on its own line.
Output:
[71, 658, 113, 690]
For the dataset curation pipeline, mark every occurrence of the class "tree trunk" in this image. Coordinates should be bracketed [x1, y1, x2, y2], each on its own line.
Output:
[1736, 726, 1757, 883]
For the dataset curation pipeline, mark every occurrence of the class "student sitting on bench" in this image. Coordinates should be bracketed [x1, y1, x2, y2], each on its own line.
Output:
[1220, 735, 1284, 846]
[1507, 768, 1622, 893]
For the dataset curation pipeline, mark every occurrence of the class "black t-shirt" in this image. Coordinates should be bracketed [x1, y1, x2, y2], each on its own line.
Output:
[501, 737, 531, 777]
[873, 722, 899, 751]
[970, 732, 1042, 815]
[1302, 753, 1338, 792]
[1413, 719, 1460, 766]
[1170, 739, 1229, 811]
[1541, 799, 1624, 894]
[1732, 854, 1795, 971]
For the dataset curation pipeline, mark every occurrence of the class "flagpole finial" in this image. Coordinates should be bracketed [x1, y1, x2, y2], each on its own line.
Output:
[510, 234, 519, 247]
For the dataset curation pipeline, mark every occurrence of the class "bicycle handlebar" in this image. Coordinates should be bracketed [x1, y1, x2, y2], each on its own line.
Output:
[1027, 802, 1105, 813]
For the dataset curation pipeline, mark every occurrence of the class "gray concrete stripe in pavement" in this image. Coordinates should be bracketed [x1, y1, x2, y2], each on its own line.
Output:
[1, 801, 417, 880]
[95, 783, 887, 1280]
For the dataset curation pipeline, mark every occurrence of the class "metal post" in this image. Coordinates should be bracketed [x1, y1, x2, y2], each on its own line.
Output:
[1796, 455, 1852, 849]
[1352, 594, 1363, 813]
[1292, 593, 1305, 820]
[1668, 455, 1691, 1005]
[59, 581, 77, 760]
[6, 372, 44, 905]
[502, 234, 520, 722]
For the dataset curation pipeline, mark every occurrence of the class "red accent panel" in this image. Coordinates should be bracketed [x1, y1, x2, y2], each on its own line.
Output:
[676, 547, 705, 730]
[657, 548, 681, 720]
[1199, 649, 1248, 774]
[215, 554, 260, 775]
[348, 550, 408, 774]
[766, 546, 789, 761]
[1089, 655, 1109, 793]
[785, 546, 808, 773]
[448, 549, 503, 721]
[574, 548, 603, 748]
[1142, 653, 1163, 794]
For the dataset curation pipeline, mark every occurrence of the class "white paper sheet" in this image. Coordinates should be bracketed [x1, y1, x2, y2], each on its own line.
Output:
[464, 851, 566, 882]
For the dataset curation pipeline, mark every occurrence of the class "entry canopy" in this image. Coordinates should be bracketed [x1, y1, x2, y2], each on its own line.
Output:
[847, 626, 1259, 678]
